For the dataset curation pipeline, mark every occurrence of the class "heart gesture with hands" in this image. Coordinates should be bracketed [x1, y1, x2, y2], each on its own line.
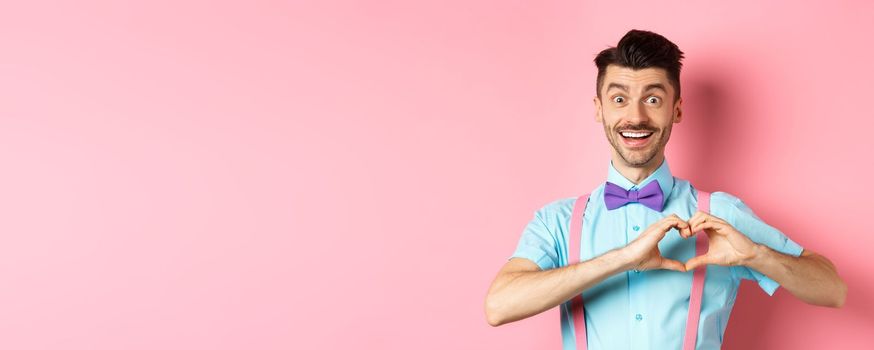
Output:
[681, 211, 759, 271]
[622, 214, 692, 273]
[622, 212, 760, 273]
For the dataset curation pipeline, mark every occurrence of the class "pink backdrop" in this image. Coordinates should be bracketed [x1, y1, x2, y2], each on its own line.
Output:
[1, 1, 872, 349]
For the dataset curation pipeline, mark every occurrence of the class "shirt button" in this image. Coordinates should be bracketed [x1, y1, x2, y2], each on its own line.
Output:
[632, 225, 640, 231]
[635, 313, 643, 321]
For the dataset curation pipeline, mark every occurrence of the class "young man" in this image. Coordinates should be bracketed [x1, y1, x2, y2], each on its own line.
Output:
[484, 29, 846, 349]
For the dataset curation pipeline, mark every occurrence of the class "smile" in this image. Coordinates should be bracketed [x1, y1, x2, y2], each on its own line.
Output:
[620, 131, 653, 138]
[619, 130, 654, 148]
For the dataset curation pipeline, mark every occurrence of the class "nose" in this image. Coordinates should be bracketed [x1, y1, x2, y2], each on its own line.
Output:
[625, 100, 650, 125]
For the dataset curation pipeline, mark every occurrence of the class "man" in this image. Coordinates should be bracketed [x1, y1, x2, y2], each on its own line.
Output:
[484, 29, 846, 349]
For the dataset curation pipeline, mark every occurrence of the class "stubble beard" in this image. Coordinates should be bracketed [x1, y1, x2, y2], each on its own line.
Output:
[603, 123, 672, 168]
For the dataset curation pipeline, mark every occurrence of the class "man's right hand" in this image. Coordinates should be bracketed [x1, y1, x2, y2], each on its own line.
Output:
[486, 214, 693, 326]
[620, 214, 691, 272]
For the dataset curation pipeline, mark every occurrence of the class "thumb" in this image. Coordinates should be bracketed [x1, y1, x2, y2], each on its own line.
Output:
[685, 254, 714, 271]
[660, 258, 687, 272]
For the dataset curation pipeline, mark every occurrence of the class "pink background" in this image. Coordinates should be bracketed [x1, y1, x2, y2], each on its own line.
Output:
[1, 1, 872, 349]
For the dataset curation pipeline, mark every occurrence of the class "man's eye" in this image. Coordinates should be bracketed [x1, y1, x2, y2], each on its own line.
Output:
[646, 96, 660, 104]
[612, 96, 625, 103]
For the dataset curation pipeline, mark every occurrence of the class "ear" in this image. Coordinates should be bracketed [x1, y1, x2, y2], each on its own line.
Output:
[673, 97, 683, 123]
[594, 96, 603, 123]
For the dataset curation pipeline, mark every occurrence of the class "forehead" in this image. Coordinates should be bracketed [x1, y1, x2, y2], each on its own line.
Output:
[601, 65, 673, 95]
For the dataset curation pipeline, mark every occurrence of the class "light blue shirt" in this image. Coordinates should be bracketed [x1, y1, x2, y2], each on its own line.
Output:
[509, 158, 804, 350]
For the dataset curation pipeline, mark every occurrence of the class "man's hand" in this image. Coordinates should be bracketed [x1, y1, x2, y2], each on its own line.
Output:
[682, 211, 759, 270]
[621, 214, 691, 272]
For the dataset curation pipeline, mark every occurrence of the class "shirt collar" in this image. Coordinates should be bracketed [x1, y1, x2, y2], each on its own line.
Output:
[606, 158, 675, 208]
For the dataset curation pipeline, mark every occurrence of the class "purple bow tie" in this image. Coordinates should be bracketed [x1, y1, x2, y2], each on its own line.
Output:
[604, 181, 665, 212]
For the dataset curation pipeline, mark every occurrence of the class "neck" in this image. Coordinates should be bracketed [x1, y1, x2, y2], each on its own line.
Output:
[612, 153, 665, 185]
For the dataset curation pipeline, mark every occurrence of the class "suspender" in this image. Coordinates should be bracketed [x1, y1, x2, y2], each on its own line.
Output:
[684, 191, 710, 349]
[563, 191, 711, 350]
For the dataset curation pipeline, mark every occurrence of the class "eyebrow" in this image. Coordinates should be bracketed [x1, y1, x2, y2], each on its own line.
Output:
[606, 83, 628, 92]
[605, 82, 668, 94]
[644, 83, 667, 93]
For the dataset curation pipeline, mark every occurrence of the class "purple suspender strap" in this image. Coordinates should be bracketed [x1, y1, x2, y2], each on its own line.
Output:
[565, 190, 711, 350]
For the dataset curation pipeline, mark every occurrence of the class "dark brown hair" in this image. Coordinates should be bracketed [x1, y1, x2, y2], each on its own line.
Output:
[595, 29, 685, 101]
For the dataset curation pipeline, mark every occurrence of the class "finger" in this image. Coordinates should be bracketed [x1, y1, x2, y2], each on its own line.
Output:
[689, 212, 717, 232]
[687, 211, 708, 230]
[687, 211, 700, 225]
[662, 213, 680, 225]
[651, 216, 690, 240]
[673, 216, 690, 234]
[706, 212, 728, 224]
[681, 223, 693, 239]
[687, 216, 702, 234]
[660, 258, 687, 272]
[662, 214, 687, 232]
[690, 220, 725, 236]
[664, 213, 692, 238]
[651, 216, 677, 235]
[667, 221, 690, 240]
[685, 254, 715, 271]
[702, 212, 729, 226]
[679, 224, 691, 239]
[677, 218, 693, 238]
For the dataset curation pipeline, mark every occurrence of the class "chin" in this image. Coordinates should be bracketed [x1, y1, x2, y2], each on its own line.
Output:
[620, 150, 659, 167]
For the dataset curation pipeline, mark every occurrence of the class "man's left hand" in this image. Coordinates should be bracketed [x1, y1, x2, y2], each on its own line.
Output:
[681, 211, 760, 271]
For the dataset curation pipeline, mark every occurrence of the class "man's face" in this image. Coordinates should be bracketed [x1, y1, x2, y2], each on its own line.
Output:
[594, 65, 683, 169]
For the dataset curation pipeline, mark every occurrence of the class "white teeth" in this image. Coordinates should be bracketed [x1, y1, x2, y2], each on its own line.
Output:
[621, 132, 652, 138]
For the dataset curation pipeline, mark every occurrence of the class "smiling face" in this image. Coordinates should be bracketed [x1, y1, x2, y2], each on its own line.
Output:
[594, 65, 683, 169]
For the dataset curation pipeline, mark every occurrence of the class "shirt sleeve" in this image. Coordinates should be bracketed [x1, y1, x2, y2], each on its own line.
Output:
[508, 206, 561, 271]
[710, 192, 805, 296]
